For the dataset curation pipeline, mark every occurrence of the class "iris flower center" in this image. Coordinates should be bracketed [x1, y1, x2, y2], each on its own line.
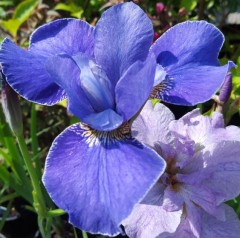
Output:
[160, 157, 180, 190]
[80, 122, 131, 147]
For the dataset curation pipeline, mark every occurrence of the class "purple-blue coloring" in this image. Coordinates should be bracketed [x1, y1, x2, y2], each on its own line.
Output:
[0, 3, 166, 235]
[150, 21, 235, 105]
[219, 72, 232, 103]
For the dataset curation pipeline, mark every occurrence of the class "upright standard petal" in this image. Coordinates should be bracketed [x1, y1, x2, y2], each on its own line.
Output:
[115, 54, 156, 121]
[46, 54, 124, 131]
[46, 54, 94, 117]
[94, 2, 153, 85]
[0, 39, 65, 105]
[42, 123, 166, 235]
[73, 53, 114, 111]
[150, 21, 234, 105]
[30, 19, 94, 58]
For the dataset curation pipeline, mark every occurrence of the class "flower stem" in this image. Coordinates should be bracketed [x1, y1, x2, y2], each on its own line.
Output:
[73, 226, 78, 238]
[16, 133, 47, 216]
[16, 133, 51, 237]
[30, 103, 42, 179]
[82, 231, 88, 238]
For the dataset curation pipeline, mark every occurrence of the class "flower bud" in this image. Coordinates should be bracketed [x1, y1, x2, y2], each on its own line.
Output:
[1, 71, 23, 136]
[219, 72, 232, 103]
[156, 2, 165, 14]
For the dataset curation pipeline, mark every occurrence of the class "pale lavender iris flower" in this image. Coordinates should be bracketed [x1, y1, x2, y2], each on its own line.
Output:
[123, 101, 240, 238]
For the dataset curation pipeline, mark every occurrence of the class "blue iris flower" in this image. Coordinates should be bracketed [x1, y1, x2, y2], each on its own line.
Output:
[0, 3, 166, 235]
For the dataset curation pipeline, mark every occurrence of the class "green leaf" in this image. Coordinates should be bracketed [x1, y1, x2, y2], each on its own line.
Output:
[231, 57, 240, 97]
[57, 99, 67, 108]
[203, 108, 214, 117]
[71, 10, 83, 18]
[0, 1, 14, 7]
[233, 76, 240, 90]
[70, 116, 80, 125]
[180, 0, 197, 12]
[13, 0, 38, 22]
[82, 231, 88, 238]
[206, 0, 214, 9]
[151, 98, 160, 106]
[54, 3, 79, 13]
[0, 7, 6, 18]
[54, 2, 83, 18]
[0, 19, 22, 38]
[54, 3, 74, 12]
[0, 0, 37, 37]
[225, 98, 240, 124]
[237, 56, 240, 66]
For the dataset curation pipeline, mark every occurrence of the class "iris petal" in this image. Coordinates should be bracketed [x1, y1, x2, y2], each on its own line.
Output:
[151, 62, 234, 105]
[73, 54, 114, 111]
[123, 183, 182, 238]
[94, 2, 153, 85]
[115, 53, 156, 121]
[46, 54, 123, 130]
[43, 123, 166, 235]
[83, 109, 123, 131]
[131, 101, 175, 148]
[152, 21, 224, 69]
[151, 21, 234, 105]
[30, 18, 94, 58]
[0, 39, 65, 105]
[201, 204, 240, 238]
[201, 141, 240, 204]
[0, 19, 94, 105]
[154, 64, 167, 86]
[45, 54, 94, 118]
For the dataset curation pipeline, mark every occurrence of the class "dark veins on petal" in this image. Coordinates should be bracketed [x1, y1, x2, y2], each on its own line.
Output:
[150, 75, 174, 99]
[80, 122, 132, 148]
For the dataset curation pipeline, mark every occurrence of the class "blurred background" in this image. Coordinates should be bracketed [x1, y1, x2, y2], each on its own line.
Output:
[0, 0, 240, 237]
